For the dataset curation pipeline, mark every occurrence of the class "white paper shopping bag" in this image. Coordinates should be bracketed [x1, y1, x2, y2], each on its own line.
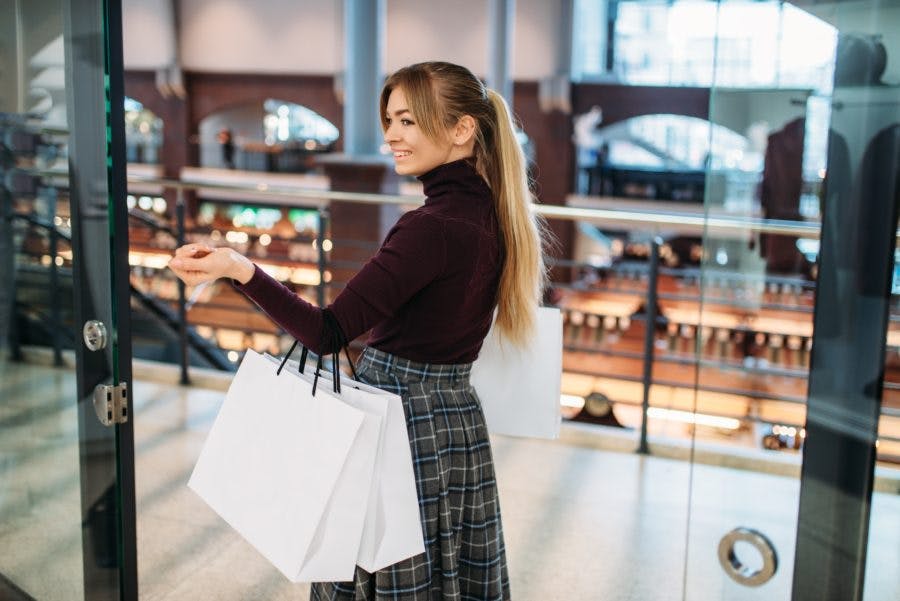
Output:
[188, 350, 380, 582]
[275, 355, 425, 572]
[352, 383, 424, 572]
[471, 307, 563, 439]
[294, 378, 385, 581]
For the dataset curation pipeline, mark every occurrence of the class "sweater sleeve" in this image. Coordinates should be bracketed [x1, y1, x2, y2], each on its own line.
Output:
[234, 210, 445, 353]
[233, 266, 333, 353]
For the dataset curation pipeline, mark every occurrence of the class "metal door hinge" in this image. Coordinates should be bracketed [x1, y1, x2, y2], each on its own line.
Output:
[93, 382, 128, 426]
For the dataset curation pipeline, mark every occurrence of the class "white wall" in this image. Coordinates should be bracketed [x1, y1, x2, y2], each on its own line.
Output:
[124, 0, 563, 80]
[123, 0, 175, 69]
[386, 0, 563, 81]
[385, 0, 489, 76]
[513, 0, 562, 80]
[179, 0, 342, 74]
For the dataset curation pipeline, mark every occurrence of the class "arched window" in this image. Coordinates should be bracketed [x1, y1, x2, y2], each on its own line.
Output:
[199, 101, 339, 172]
[262, 99, 339, 148]
[124, 96, 163, 164]
[593, 114, 748, 172]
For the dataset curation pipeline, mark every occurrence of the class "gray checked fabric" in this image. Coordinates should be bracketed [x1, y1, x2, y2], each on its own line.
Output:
[310, 347, 510, 601]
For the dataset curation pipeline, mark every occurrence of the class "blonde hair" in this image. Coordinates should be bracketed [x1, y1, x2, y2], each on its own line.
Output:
[380, 62, 547, 346]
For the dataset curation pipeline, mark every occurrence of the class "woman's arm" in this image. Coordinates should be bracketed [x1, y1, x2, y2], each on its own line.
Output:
[169, 245, 335, 353]
[167, 211, 445, 354]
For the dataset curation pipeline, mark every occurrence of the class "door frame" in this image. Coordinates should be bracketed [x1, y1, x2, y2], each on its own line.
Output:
[65, 0, 137, 598]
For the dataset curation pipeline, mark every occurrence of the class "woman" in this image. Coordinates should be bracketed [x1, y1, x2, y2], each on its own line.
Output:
[169, 61, 546, 600]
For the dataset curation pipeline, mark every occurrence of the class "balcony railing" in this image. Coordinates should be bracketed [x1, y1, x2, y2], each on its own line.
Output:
[9, 168, 900, 461]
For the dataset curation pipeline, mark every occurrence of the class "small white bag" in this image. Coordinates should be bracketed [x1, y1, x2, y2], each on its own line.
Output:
[188, 350, 382, 582]
[276, 355, 425, 572]
[352, 381, 424, 573]
[471, 306, 563, 439]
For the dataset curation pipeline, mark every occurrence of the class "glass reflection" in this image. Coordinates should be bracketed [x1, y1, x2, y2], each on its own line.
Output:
[684, 1, 900, 600]
[0, 2, 86, 600]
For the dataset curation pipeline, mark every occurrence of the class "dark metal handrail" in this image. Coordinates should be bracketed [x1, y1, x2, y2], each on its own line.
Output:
[113, 174, 900, 456]
[122, 172, 899, 240]
[12, 163, 899, 458]
[129, 284, 233, 371]
[7, 210, 230, 376]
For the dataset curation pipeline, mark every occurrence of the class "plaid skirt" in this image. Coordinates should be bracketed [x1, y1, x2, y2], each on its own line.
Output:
[310, 347, 510, 601]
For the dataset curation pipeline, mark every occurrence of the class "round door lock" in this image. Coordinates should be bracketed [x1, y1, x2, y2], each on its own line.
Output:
[83, 320, 108, 351]
[718, 527, 778, 587]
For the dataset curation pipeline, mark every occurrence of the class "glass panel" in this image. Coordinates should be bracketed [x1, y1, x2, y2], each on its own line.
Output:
[685, 1, 900, 600]
[0, 1, 85, 596]
[0, 0, 131, 599]
[573, 0, 838, 87]
[870, 238, 900, 601]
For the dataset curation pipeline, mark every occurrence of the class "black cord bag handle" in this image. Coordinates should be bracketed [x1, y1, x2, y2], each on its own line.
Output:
[274, 310, 358, 395]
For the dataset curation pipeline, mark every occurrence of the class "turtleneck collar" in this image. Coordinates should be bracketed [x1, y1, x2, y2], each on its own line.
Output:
[417, 158, 491, 203]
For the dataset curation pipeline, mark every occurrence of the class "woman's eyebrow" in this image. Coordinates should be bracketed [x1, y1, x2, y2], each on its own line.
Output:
[387, 108, 411, 117]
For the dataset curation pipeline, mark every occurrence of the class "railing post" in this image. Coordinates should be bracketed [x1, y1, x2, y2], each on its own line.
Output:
[638, 236, 662, 454]
[175, 186, 190, 385]
[47, 187, 63, 366]
[316, 208, 329, 308]
[2, 183, 23, 362]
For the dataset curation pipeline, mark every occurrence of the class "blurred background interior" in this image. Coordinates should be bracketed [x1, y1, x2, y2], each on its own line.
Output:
[2, 1, 900, 600]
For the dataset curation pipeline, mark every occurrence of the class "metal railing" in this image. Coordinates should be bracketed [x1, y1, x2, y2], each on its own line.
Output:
[122, 175, 900, 454]
[5, 185, 232, 373]
[12, 170, 899, 456]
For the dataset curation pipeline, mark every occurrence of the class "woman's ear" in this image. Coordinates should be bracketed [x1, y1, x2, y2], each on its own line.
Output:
[453, 115, 477, 146]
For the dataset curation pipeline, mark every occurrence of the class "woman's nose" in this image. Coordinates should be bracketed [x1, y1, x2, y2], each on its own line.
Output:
[383, 123, 399, 142]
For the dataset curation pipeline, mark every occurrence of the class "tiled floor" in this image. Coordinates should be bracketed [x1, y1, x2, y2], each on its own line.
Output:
[2, 360, 899, 600]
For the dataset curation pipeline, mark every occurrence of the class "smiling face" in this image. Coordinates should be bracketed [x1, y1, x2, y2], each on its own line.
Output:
[383, 87, 459, 177]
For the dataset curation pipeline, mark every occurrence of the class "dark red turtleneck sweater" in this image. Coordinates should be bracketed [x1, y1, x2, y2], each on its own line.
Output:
[235, 158, 502, 364]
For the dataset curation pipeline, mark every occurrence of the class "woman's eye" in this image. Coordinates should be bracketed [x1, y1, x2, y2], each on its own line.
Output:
[400, 118, 414, 126]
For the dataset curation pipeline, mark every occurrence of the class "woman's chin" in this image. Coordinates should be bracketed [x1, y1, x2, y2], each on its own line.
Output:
[393, 162, 416, 176]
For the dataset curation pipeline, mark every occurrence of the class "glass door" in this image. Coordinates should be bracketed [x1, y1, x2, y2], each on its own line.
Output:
[0, 1, 136, 600]
[683, 1, 899, 600]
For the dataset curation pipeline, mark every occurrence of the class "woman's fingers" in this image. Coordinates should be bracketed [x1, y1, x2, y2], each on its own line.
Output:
[169, 247, 233, 285]
[174, 243, 215, 258]
[169, 245, 244, 284]
[169, 263, 212, 287]
[168, 254, 212, 282]
[169, 255, 208, 272]
[168, 258, 190, 275]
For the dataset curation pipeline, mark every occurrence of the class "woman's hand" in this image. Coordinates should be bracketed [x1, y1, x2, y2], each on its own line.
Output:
[168, 244, 256, 286]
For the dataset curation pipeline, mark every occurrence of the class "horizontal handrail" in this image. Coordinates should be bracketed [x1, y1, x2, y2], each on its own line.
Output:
[121, 174, 882, 240]
[533, 204, 823, 238]
[15, 173, 900, 456]
[132, 175, 817, 236]
[127, 175, 423, 206]
[12, 168, 900, 240]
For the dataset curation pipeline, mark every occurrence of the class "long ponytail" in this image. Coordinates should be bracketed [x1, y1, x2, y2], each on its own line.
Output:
[380, 63, 548, 345]
[484, 90, 546, 346]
